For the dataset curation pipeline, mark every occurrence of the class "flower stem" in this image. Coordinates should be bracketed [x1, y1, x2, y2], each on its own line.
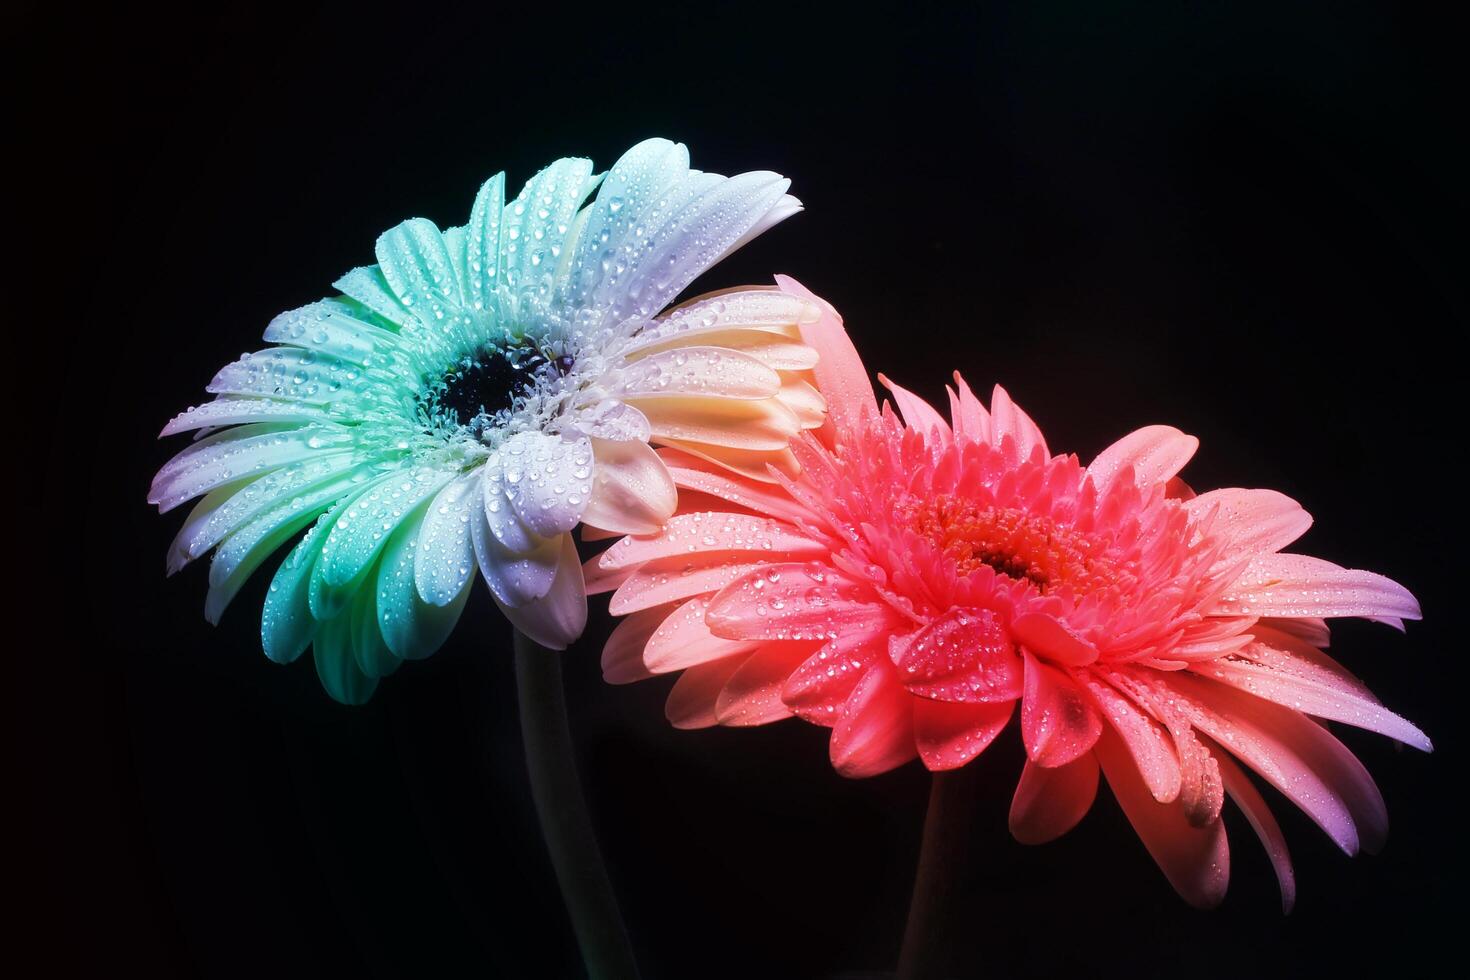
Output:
[514, 628, 640, 980]
[897, 769, 979, 980]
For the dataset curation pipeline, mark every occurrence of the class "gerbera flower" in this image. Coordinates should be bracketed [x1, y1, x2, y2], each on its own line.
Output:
[150, 138, 825, 703]
[591, 291, 1428, 908]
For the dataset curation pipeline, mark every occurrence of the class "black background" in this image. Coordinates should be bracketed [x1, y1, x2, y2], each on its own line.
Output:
[17, 2, 1464, 977]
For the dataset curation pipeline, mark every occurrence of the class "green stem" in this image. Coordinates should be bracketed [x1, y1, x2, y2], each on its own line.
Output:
[896, 769, 979, 980]
[514, 629, 639, 980]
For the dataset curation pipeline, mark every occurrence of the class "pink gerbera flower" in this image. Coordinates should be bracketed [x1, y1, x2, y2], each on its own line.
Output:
[590, 281, 1429, 908]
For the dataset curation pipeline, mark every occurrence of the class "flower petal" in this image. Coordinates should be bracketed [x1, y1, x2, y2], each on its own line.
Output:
[913, 699, 1013, 771]
[313, 611, 378, 706]
[376, 511, 472, 662]
[1009, 753, 1100, 844]
[491, 533, 587, 650]
[1185, 488, 1313, 561]
[1214, 554, 1421, 622]
[617, 346, 782, 401]
[600, 604, 672, 685]
[1088, 425, 1198, 495]
[1213, 745, 1296, 913]
[706, 562, 896, 642]
[413, 472, 481, 607]
[1081, 675, 1182, 803]
[894, 608, 1022, 704]
[598, 512, 825, 570]
[1021, 653, 1102, 767]
[777, 275, 876, 449]
[472, 513, 561, 607]
[311, 468, 451, 619]
[1165, 671, 1386, 855]
[1095, 727, 1230, 909]
[1010, 612, 1099, 667]
[666, 655, 750, 729]
[641, 595, 759, 673]
[715, 642, 812, 726]
[609, 553, 763, 616]
[580, 438, 677, 536]
[782, 631, 889, 725]
[989, 385, 1048, 463]
[499, 431, 595, 540]
[501, 157, 597, 295]
[879, 374, 952, 447]
[829, 660, 917, 778]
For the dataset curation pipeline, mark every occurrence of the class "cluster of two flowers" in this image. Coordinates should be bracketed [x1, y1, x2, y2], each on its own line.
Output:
[151, 139, 1428, 913]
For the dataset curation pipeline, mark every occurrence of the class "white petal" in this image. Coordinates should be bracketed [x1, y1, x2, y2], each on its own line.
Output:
[151, 423, 353, 513]
[169, 453, 356, 573]
[499, 430, 595, 539]
[160, 398, 333, 437]
[492, 533, 588, 650]
[206, 348, 373, 405]
[470, 498, 560, 605]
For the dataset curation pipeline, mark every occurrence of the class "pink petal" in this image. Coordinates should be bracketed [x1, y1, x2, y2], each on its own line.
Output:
[582, 551, 636, 596]
[989, 385, 1048, 462]
[600, 604, 671, 685]
[609, 553, 764, 615]
[1165, 671, 1387, 855]
[1195, 644, 1431, 751]
[783, 631, 888, 725]
[1082, 675, 1182, 803]
[1215, 554, 1421, 622]
[666, 655, 750, 729]
[1011, 612, 1099, 667]
[776, 274, 876, 450]
[1021, 653, 1102, 768]
[705, 562, 897, 642]
[660, 450, 814, 524]
[829, 660, 917, 778]
[597, 512, 826, 570]
[895, 608, 1022, 703]
[1213, 745, 1296, 913]
[1185, 488, 1312, 561]
[913, 699, 1013, 771]
[715, 642, 813, 726]
[1095, 728, 1230, 909]
[949, 373, 992, 445]
[1009, 753, 1100, 845]
[878, 374, 952, 447]
[1088, 425, 1198, 495]
[642, 595, 760, 673]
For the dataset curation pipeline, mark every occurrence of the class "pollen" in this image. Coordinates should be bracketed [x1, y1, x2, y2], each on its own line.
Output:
[903, 495, 1122, 596]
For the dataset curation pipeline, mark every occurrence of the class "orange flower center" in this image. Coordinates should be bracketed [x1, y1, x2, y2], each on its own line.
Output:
[903, 495, 1121, 595]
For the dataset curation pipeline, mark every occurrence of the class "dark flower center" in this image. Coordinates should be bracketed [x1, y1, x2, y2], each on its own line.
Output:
[421, 346, 574, 429]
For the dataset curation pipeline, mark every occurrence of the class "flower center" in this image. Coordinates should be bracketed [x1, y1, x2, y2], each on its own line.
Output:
[903, 495, 1122, 595]
[419, 345, 574, 431]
